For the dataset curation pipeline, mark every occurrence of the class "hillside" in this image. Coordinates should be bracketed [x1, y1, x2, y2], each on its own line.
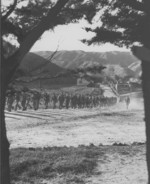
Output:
[14, 50, 141, 89]
[18, 52, 63, 76]
[15, 52, 76, 88]
[35, 50, 141, 77]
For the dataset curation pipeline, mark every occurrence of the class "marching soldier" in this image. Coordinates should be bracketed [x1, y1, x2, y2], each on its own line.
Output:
[32, 92, 37, 110]
[70, 94, 74, 109]
[76, 94, 80, 108]
[7, 92, 14, 112]
[14, 91, 22, 111]
[52, 93, 57, 109]
[26, 92, 32, 109]
[65, 94, 70, 109]
[35, 92, 41, 110]
[21, 91, 27, 111]
[43, 92, 50, 109]
[72, 94, 77, 109]
[125, 96, 130, 109]
[58, 93, 65, 109]
[80, 95, 85, 108]
[85, 95, 89, 108]
[32, 91, 41, 110]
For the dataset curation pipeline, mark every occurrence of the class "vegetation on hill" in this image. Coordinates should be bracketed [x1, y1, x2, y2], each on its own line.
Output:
[35, 50, 140, 69]
[14, 50, 141, 88]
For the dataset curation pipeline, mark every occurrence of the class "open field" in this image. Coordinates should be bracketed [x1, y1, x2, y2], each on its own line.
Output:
[6, 99, 145, 148]
[6, 98, 148, 183]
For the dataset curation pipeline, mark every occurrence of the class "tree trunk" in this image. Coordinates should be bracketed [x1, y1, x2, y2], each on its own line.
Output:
[141, 61, 150, 184]
[1, 1, 70, 183]
[5, 0, 69, 80]
[142, 1, 150, 182]
[1, 71, 10, 184]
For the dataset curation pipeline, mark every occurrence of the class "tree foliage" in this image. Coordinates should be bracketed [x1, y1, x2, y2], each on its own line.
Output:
[83, 0, 150, 48]
[2, 0, 101, 57]
[1, 0, 107, 83]
[1, 1, 106, 183]
[82, 1, 150, 182]
[2, 0, 150, 183]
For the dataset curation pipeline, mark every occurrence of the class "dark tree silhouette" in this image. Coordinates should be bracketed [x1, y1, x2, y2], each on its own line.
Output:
[1, 0, 103, 183]
[83, 0, 150, 182]
[14, 65, 106, 84]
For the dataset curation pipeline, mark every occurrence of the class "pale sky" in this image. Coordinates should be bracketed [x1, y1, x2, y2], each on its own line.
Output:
[31, 20, 129, 53]
[2, 0, 129, 53]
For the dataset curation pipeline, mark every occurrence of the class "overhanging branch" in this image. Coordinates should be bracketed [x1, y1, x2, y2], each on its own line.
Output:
[82, 27, 123, 45]
[2, 0, 18, 21]
[4, 0, 69, 81]
[114, 0, 144, 12]
[2, 21, 24, 43]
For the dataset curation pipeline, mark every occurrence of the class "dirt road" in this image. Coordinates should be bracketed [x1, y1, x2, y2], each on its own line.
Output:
[6, 106, 145, 148]
[6, 101, 148, 184]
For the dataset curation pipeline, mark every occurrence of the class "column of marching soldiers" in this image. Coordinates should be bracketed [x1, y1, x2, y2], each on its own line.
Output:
[5, 90, 117, 112]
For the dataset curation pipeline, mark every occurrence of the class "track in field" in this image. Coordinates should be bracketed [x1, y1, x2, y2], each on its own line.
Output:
[5, 108, 103, 122]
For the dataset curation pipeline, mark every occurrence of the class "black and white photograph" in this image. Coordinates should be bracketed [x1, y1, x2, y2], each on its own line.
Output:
[1, 0, 150, 183]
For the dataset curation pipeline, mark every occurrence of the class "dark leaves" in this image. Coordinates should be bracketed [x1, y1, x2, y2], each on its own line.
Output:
[84, 0, 146, 47]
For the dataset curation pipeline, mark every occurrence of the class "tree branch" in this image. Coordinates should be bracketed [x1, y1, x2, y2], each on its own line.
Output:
[83, 27, 123, 45]
[46, 44, 59, 61]
[14, 65, 105, 83]
[17, 45, 59, 78]
[114, 0, 144, 12]
[16, 0, 69, 62]
[5, 0, 69, 81]
[2, 0, 18, 21]
[2, 21, 24, 43]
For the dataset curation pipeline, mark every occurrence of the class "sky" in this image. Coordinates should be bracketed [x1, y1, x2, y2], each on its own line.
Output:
[2, 0, 129, 53]
[31, 20, 129, 53]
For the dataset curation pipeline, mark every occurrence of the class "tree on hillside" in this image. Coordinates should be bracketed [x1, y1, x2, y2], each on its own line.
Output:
[1, 0, 106, 183]
[83, 0, 150, 182]
[14, 65, 106, 84]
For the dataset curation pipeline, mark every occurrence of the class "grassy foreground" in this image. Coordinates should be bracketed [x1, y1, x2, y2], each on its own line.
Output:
[10, 144, 145, 184]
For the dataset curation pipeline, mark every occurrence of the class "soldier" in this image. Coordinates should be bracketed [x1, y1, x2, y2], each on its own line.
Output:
[76, 94, 80, 108]
[80, 94, 85, 108]
[89, 95, 92, 108]
[95, 96, 99, 107]
[58, 93, 65, 109]
[52, 93, 57, 109]
[100, 97, 104, 107]
[91, 96, 94, 108]
[125, 96, 130, 109]
[26, 92, 32, 109]
[105, 97, 108, 107]
[14, 91, 22, 111]
[43, 92, 50, 109]
[78, 94, 83, 109]
[65, 94, 70, 109]
[32, 91, 41, 110]
[7, 92, 14, 112]
[35, 92, 41, 110]
[85, 95, 89, 108]
[70, 94, 74, 109]
[72, 94, 77, 109]
[93, 96, 97, 107]
[32, 92, 37, 110]
[21, 91, 27, 111]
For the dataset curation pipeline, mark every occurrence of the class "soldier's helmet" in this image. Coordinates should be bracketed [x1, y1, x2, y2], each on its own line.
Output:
[7, 93, 11, 97]
[22, 86, 29, 92]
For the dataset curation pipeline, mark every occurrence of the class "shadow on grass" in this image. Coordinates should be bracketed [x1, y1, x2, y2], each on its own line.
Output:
[10, 146, 103, 184]
[10, 144, 145, 184]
